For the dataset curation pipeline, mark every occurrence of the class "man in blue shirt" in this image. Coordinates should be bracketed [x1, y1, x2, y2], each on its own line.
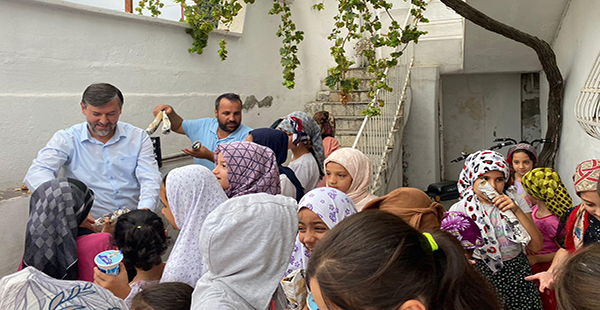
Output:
[24, 83, 162, 218]
[153, 93, 252, 169]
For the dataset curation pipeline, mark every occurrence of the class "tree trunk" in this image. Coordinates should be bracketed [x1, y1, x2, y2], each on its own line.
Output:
[439, 0, 564, 168]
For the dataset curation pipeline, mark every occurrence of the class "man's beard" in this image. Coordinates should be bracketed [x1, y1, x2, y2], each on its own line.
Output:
[87, 121, 116, 137]
[218, 120, 240, 133]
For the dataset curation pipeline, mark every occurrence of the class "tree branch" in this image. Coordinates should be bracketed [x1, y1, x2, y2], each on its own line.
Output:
[439, 0, 564, 167]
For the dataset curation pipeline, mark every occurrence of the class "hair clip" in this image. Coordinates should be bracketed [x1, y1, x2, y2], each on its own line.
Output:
[423, 232, 438, 252]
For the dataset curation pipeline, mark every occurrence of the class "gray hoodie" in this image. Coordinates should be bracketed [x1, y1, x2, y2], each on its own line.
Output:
[191, 193, 298, 309]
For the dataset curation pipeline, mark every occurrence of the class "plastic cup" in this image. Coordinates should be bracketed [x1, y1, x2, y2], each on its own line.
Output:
[94, 250, 123, 275]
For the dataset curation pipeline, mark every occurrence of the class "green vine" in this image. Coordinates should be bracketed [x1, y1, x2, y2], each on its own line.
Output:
[135, 0, 427, 107]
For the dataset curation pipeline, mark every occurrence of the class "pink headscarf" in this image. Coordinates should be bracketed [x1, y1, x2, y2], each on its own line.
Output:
[214, 141, 281, 198]
[324, 148, 377, 210]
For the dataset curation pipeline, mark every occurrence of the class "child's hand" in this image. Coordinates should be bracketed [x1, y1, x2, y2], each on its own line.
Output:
[525, 271, 555, 292]
[101, 216, 114, 234]
[93, 262, 131, 299]
[493, 195, 518, 213]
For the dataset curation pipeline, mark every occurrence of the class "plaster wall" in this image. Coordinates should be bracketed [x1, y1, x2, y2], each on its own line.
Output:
[0, 0, 337, 189]
[539, 0, 600, 201]
[441, 73, 522, 180]
[402, 67, 440, 190]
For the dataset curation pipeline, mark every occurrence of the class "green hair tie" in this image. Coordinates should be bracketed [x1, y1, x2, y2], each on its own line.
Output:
[423, 232, 438, 252]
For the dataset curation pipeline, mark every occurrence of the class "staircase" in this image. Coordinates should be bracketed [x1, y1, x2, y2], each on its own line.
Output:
[305, 68, 375, 148]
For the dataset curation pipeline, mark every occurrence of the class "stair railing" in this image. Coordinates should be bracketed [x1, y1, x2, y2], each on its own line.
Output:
[352, 4, 417, 194]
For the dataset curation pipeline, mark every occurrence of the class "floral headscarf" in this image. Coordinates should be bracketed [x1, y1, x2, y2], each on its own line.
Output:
[214, 141, 281, 198]
[277, 111, 325, 177]
[522, 168, 572, 219]
[441, 211, 483, 250]
[285, 188, 357, 276]
[455, 150, 530, 272]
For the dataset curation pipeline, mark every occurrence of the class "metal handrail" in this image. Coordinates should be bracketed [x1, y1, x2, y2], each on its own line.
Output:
[351, 5, 417, 193]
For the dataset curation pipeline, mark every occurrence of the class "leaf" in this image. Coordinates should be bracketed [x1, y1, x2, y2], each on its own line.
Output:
[49, 292, 65, 310]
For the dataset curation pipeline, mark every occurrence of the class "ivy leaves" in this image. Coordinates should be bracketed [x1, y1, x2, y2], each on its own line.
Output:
[135, 0, 427, 108]
[270, 0, 304, 89]
[326, 0, 427, 105]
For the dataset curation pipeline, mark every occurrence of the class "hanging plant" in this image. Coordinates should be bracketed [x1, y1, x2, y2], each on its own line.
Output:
[136, 0, 427, 104]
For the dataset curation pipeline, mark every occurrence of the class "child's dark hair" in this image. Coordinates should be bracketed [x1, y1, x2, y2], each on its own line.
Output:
[131, 282, 193, 310]
[555, 243, 600, 310]
[112, 210, 169, 271]
[306, 210, 502, 310]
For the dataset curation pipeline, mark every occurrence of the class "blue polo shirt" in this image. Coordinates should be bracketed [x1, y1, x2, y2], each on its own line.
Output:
[182, 118, 252, 169]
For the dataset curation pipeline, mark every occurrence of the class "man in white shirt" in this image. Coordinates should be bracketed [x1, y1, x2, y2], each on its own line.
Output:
[24, 83, 162, 218]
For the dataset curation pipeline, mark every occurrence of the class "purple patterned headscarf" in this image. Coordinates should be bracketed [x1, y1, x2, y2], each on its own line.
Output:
[440, 211, 483, 250]
[214, 141, 281, 198]
[285, 187, 357, 276]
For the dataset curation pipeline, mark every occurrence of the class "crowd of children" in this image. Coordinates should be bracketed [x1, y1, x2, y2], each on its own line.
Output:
[4, 109, 600, 310]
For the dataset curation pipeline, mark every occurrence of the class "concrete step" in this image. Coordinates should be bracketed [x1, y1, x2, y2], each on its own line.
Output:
[320, 78, 373, 92]
[335, 115, 367, 131]
[316, 89, 372, 103]
[305, 101, 372, 117]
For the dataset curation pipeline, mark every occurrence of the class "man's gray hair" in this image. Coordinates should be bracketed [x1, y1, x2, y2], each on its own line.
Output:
[81, 83, 124, 108]
[215, 93, 242, 110]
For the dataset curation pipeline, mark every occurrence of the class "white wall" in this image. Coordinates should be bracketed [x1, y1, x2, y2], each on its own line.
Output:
[403, 67, 440, 190]
[539, 0, 600, 201]
[0, 0, 337, 189]
[441, 73, 522, 180]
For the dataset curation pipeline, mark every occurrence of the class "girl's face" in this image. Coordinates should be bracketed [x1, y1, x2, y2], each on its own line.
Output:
[160, 184, 178, 230]
[325, 162, 353, 194]
[473, 170, 506, 204]
[283, 131, 295, 150]
[581, 190, 600, 220]
[298, 208, 330, 254]
[512, 151, 534, 178]
[212, 153, 230, 190]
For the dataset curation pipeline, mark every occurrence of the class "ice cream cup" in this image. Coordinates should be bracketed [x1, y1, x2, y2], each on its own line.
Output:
[94, 250, 123, 276]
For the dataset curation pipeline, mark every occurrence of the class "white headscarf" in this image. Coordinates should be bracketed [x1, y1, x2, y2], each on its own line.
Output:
[0, 267, 127, 309]
[192, 193, 298, 309]
[285, 187, 357, 276]
[161, 165, 228, 287]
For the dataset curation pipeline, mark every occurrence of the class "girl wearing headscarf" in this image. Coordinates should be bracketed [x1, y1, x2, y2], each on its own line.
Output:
[160, 165, 228, 287]
[0, 267, 127, 309]
[526, 159, 600, 293]
[363, 187, 445, 231]
[521, 167, 572, 310]
[507, 143, 538, 197]
[276, 111, 325, 193]
[324, 148, 378, 210]
[213, 141, 281, 198]
[191, 193, 298, 310]
[286, 187, 358, 276]
[313, 111, 339, 159]
[313, 111, 339, 188]
[20, 178, 113, 282]
[247, 128, 304, 201]
[449, 150, 543, 310]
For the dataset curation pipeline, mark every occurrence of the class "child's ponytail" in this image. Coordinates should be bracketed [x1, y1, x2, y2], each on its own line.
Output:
[429, 230, 502, 310]
[112, 210, 169, 271]
[307, 210, 502, 310]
